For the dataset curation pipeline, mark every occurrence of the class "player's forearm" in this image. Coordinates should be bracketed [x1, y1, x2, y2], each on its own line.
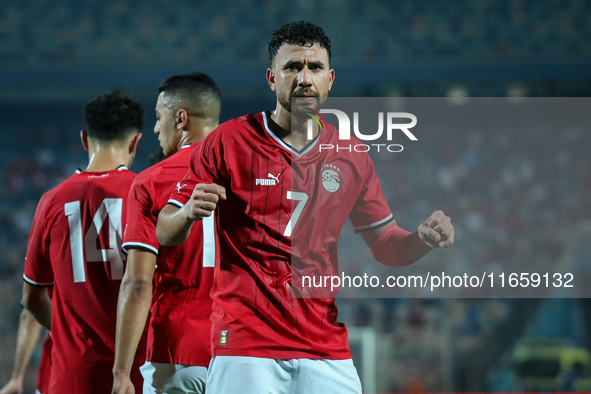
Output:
[403, 231, 433, 263]
[25, 303, 51, 331]
[156, 204, 197, 246]
[10, 309, 43, 381]
[22, 285, 51, 330]
[113, 275, 152, 376]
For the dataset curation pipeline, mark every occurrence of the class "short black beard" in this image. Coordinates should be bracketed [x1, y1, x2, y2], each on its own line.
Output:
[278, 93, 291, 113]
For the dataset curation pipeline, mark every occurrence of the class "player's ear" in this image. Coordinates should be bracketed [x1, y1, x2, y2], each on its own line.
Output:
[266, 68, 277, 92]
[176, 109, 188, 130]
[328, 69, 335, 91]
[80, 130, 89, 151]
[129, 132, 142, 154]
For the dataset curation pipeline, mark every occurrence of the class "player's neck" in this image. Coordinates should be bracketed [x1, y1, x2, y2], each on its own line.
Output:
[179, 122, 218, 147]
[85, 145, 128, 172]
[271, 107, 319, 151]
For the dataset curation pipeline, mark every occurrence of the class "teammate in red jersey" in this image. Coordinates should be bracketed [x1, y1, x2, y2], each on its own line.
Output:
[22, 90, 145, 394]
[112, 73, 221, 394]
[157, 21, 455, 394]
[36, 334, 52, 394]
[0, 308, 51, 394]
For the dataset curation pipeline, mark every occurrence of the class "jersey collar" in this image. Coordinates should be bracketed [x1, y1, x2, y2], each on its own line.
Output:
[75, 165, 128, 174]
[261, 111, 321, 157]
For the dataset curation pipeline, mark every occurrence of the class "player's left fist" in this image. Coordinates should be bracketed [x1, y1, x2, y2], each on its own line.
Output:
[418, 210, 454, 249]
[0, 378, 23, 394]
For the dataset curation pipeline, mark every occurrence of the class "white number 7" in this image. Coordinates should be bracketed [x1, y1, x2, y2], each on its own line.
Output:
[283, 191, 308, 237]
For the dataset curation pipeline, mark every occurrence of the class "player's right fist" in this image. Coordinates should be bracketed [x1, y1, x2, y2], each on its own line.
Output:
[184, 183, 226, 220]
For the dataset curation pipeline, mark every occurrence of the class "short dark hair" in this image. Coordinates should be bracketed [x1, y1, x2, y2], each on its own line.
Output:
[83, 90, 144, 141]
[268, 21, 331, 63]
[158, 73, 221, 119]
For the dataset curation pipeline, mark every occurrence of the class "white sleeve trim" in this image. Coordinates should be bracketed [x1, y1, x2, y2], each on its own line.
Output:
[23, 274, 53, 287]
[354, 213, 394, 231]
[167, 199, 184, 208]
[122, 242, 159, 255]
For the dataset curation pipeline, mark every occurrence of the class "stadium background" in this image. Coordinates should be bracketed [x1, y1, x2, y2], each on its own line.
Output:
[1, 0, 591, 392]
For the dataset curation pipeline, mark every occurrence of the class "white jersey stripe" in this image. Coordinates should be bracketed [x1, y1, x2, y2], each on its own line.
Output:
[261, 112, 321, 157]
[353, 213, 394, 231]
[122, 241, 159, 255]
[167, 199, 184, 208]
[23, 274, 54, 287]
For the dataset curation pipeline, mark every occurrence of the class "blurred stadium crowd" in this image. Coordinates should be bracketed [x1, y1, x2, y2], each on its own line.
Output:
[2, 0, 591, 393]
[1, 0, 591, 66]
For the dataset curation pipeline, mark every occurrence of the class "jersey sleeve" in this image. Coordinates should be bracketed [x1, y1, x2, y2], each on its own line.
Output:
[23, 193, 54, 286]
[122, 176, 159, 255]
[349, 153, 394, 232]
[168, 128, 226, 208]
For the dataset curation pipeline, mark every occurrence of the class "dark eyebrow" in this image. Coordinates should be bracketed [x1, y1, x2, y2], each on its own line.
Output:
[284, 60, 303, 69]
[283, 60, 326, 69]
[308, 60, 325, 68]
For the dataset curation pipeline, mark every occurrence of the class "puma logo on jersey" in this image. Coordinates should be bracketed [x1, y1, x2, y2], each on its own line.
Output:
[268, 173, 280, 183]
[256, 173, 281, 186]
[176, 182, 187, 193]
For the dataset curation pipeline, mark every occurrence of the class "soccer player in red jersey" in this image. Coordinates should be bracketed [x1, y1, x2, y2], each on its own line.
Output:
[111, 73, 221, 394]
[0, 308, 51, 394]
[22, 91, 145, 394]
[157, 21, 455, 394]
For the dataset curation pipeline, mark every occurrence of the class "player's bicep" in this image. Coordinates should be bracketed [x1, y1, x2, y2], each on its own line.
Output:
[22, 282, 52, 330]
[156, 202, 198, 246]
[22, 282, 50, 310]
[123, 249, 157, 283]
[156, 204, 181, 239]
[162, 202, 181, 216]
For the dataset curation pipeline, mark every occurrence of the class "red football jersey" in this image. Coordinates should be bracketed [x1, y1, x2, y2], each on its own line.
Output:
[37, 333, 51, 394]
[23, 167, 145, 394]
[169, 112, 393, 359]
[122, 143, 215, 367]
[36, 287, 53, 394]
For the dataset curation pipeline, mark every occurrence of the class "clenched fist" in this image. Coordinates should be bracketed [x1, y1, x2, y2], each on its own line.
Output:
[418, 210, 454, 248]
[183, 183, 226, 220]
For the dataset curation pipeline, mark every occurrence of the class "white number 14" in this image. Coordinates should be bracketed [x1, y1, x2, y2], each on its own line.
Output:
[64, 198, 124, 283]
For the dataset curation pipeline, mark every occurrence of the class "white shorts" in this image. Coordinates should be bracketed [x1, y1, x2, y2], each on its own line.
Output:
[140, 361, 208, 394]
[205, 356, 362, 394]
